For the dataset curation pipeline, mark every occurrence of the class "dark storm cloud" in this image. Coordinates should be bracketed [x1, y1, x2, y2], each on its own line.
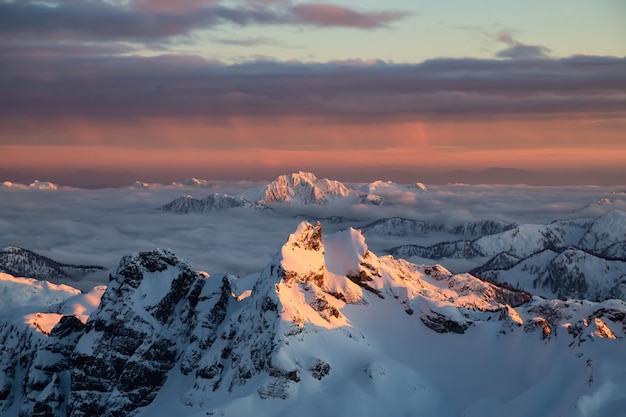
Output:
[0, 54, 625, 127]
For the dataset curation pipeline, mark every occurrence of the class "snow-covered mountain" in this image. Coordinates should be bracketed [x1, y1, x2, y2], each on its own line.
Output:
[177, 177, 213, 187]
[389, 211, 626, 301]
[362, 217, 516, 238]
[160, 193, 271, 213]
[573, 198, 626, 216]
[238, 172, 386, 205]
[357, 180, 428, 196]
[132, 180, 151, 189]
[160, 172, 394, 213]
[0, 246, 105, 283]
[1, 223, 625, 417]
[362, 217, 444, 236]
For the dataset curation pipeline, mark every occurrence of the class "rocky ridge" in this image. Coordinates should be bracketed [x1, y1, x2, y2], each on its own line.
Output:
[0, 246, 105, 283]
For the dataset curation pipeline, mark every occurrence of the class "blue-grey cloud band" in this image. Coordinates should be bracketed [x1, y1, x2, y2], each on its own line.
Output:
[0, 55, 624, 127]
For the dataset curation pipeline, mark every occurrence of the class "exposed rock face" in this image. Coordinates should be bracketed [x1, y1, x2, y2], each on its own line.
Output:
[68, 249, 221, 417]
[420, 310, 469, 334]
[450, 220, 517, 237]
[22, 316, 85, 417]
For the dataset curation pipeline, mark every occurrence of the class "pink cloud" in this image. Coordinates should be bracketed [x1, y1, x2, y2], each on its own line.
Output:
[291, 3, 407, 28]
[131, 0, 220, 13]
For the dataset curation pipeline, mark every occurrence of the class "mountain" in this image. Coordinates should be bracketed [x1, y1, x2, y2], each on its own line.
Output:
[160, 193, 271, 213]
[389, 211, 626, 302]
[180, 178, 212, 187]
[362, 217, 516, 238]
[473, 248, 626, 301]
[1, 223, 625, 416]
[238, 172, 386, 205]
[160, 172, 389, 213]
[358, 180, 428, 196]
[0, 246, 105, 282]
[362, 217, 444, 236]
[449, 219, 517, 237]
[132, 181, 150, 189]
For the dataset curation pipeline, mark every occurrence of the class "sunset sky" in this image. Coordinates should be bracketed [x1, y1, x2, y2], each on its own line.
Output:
[1, 0, 625, 185]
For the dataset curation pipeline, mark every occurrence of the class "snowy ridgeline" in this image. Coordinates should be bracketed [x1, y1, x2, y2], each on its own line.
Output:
[0, 246, 105, 283]
[1, 222, 625, 417]
[388, 210, 626, 302]
[159, 172, 421, 212]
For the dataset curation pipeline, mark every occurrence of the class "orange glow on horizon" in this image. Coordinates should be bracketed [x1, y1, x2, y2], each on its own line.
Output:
[1, 116, 625, 173]
[3, 144, 626, 174]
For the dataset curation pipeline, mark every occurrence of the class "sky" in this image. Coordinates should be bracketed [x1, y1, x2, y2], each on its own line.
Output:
[0, 0, 625, 185]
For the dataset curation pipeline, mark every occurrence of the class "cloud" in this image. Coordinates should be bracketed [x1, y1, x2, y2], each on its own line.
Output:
[496, 43, 552, 60]
[495, 29, 552, 59]
[0, 39, 139, 57]
[213, 36, 290, 47]
[0, 0, 408, 43]
[0, 54, 624, 125]
[0, 182, 621, 287]
[290, 3, 407, 29]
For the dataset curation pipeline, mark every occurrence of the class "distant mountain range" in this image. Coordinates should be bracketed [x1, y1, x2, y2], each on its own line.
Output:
[361, 217, 516, 238]
[389, 211, 626, 302]
[160, 172, 391, 213]
[160, 193, 272, 213]
[3, 166, 626, 188]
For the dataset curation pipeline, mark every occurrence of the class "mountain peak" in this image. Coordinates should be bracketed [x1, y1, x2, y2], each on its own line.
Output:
[181, 177, 211, 187]
[285, 221, 323, 252]
[239, 172, 351, 205]
[290, 171, 319, 182]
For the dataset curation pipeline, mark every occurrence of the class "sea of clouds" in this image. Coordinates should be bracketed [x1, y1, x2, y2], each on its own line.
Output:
[1, 179, 625, 290]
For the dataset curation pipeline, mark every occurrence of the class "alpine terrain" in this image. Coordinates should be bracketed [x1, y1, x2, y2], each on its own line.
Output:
[0, 223, 624, 417]
[161, 172, 386, 213]
[390, 211, 626, 302]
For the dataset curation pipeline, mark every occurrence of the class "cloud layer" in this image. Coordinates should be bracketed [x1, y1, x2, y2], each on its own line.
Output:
[1, 54, 625, 127]
[0, 0, 407, 42]
[1, 182, 623, 289]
